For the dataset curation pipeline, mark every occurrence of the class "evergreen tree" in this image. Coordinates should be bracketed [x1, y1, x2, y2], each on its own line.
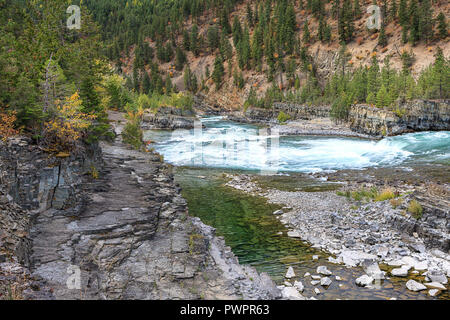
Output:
[175, 47, 186, 71]
[378, 23, 388, 47]
[390, 0, 397, 21]
[399, 0, 408, 26]
[419, 0, 434, 44]
[212, 55, 225, 89]
[353, 0, 361, 19]
[302, 20, 311, 44]
[376, 84, 389, 107]
[437, 12, 448, 39]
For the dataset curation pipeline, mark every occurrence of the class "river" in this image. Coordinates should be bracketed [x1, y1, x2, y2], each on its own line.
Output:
[144, 117, 450, 300]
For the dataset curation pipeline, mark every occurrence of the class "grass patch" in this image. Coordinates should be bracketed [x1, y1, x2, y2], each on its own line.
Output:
[408, 200, 423, 220]
[390, 198, 403, 209]
[374, 188, 396, 202]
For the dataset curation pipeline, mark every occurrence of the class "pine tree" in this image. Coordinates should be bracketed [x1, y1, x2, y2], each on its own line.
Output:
[399, 0, 408, 26]
[302, 20, 311, 44]
[175, 47, 186, 71]
[376, 84, 389, 107]
[212, 55, 224, 89]
[419, 0, 434, 44]
[332, 0, 340, 19]
[367, 55, 380, 98]
[437, 12, 448, 39]
[353, 0, 361, 19]
[378, 23, 388, 48]
[432, 47, 449, 99]
[409, 0, 420, 45]
[190, 24, 200, 56]
[390, 0, 397, 21]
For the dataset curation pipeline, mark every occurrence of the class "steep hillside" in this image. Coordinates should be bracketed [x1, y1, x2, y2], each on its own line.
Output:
[85, 0, 449, 112]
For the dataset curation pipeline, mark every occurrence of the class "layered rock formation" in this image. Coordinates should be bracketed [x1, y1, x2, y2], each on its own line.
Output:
[141, 107, 197, 130]
[348, 100, 450, 137]
[0, 114, 280, 300]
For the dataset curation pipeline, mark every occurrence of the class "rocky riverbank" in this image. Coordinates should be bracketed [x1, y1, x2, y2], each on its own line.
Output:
[0, 113, 280, 300]
[211, 99, 450, 139]
[224, 173, 449, 298]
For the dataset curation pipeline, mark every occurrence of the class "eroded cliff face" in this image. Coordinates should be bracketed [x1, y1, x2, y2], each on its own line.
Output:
[0, 116, 280, 300]
[141, 107, 196, 130]
[225, 100, 450, 138]
[348, 100, 450, 137]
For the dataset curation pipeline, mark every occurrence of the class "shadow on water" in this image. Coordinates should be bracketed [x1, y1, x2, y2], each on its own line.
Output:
[175, 167, 445, 300]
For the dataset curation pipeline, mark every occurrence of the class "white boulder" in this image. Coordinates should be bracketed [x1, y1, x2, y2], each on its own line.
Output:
[321, 277, 332, 286]
[317, 266, 332, 276]
[355, 275, 374, 287]
[285, 266, 295, 279]
[294, 281, 304, 292]
[281, 286, 306, 300]
[406, 279, 427, 292]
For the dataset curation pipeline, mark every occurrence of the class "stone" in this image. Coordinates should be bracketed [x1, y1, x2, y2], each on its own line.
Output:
[281, 286, 306, 300]
[273, 209, 284, 215]
[311, 280, 320, 286]
[391, 266, 411, 277]
[314, 288, 321, 295]
[428, 289, 439, 297]
[424, 282, 446, 290]
[339, 250, 376, 267]
[427, 268, 448, 285]
[312, 255, 319, 260]
[284, 281, 292, 287]
[406, 280, 427, 292]
[320, 277, 332, 286]
[316, 266, 332, 276]
[355, 275, 374, 287]
[376, 246, 389, 258]
[328, 256, 342, 264]
[287, 231, 301, 238]
[304, 272, 311, 277]
[294, 281, 304, 292]
[311, 275, 321, 280]
[335, 276, 342, 281]
[363, 262, 385, 280]
[285, 266, 295, 279]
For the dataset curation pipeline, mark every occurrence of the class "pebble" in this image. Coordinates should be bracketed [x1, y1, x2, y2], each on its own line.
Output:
[314, 288, 321, 295]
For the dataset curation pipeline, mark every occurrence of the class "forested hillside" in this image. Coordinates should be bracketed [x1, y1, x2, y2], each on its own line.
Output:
[84, 0, 449, 117]
[0, 0, 449, 146]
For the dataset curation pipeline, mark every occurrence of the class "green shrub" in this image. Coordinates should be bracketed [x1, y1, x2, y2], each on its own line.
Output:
[122, 111, 143, 150]
[408, 200, 423, 220]
[277, 111, 291, 124]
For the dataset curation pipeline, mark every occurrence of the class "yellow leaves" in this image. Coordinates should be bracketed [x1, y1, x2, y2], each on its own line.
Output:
[0, 110, 18, 141]
[43, 91, 95, 153]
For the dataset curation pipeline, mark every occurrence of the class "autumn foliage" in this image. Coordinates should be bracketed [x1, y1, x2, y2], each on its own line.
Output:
[42, 92, 96, 152]
[0, 111, 19, 141]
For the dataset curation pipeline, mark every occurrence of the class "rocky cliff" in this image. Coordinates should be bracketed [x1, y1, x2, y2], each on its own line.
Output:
[141, 107, 197, 130]
[348, 100, 450, 137]
[0, 114, 280, 300]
